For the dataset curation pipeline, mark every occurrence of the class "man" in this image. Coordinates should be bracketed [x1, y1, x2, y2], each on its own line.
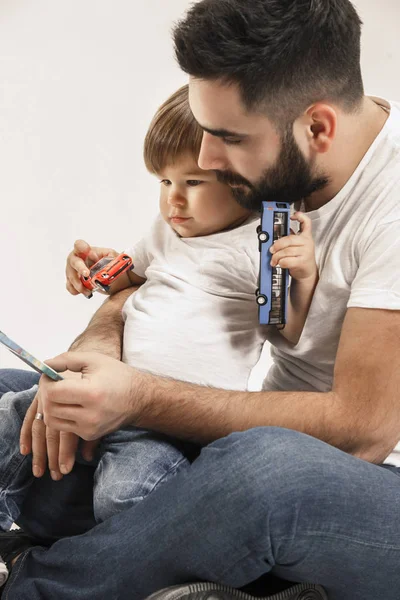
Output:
[1, 1, 400, 599]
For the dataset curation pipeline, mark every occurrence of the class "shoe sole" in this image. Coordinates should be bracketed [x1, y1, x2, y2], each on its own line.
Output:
[146, 581, 328, 600]
[0, 559, 9, 588]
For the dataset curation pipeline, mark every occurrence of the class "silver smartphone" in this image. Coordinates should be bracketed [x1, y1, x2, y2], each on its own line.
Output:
[0, 330, 63, 381]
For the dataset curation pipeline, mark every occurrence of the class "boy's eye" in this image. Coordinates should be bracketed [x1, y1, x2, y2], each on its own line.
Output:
[187, 180, 203, 186]
[222, 138, 242, 146]
[160, 179, 171, 186]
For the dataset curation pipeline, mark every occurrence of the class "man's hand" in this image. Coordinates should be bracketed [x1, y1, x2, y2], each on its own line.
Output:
[20, 371, 100, 479]
[38, 353, 147, 441]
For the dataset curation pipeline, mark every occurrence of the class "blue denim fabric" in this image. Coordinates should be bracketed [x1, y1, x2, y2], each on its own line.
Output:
[0, 370, 190, 527]
[0, 370, 97, 546]
[2, 369, 400, 600]
[0, 369, 40, 396]
[0, 384, 38, 531]
[94, 427, 190, 522]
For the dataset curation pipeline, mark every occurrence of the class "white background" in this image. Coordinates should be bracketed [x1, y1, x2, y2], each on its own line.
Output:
[0, 0, 399, 380]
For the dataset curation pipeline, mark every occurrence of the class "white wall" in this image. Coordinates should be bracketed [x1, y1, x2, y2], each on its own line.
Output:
[0, 0, 399, 374]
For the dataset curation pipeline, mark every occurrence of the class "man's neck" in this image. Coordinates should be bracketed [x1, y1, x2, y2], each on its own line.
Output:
[303, 97, 390, 212]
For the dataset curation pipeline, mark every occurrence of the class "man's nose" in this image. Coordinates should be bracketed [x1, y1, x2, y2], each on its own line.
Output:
[198, 132, 227, 171]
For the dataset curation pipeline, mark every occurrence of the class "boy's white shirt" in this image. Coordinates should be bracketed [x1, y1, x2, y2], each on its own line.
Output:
[123, 213, 267, 391]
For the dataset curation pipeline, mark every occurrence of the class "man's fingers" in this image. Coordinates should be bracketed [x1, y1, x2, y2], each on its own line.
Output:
[59, 432, 79, 474]
[32, 416, 48, 478]
[20, 394, 39, 455]
[44, 352, 102, 376]
[46, 428, 63, 481]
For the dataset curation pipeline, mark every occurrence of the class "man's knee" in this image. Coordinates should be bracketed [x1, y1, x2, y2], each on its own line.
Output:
[202, 427, 349, 510]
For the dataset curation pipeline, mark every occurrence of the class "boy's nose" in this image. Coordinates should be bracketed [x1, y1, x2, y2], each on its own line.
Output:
[168, 191, 186, 206]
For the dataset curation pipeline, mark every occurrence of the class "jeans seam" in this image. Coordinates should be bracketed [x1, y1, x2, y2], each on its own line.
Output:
[281, 530, 400, 551]
[144, 455, 189, 497]
[0, 454, 29, 490]
[4, 547, 31, 600]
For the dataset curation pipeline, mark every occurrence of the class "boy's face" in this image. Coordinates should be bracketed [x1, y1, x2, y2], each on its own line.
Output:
[157, 154, 252, 238]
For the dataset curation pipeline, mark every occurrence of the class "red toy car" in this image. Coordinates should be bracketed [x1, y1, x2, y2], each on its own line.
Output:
[81, 253, 134, 296]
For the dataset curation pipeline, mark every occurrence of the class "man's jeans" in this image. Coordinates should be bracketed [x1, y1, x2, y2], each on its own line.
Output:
[1, 369, 400, 600]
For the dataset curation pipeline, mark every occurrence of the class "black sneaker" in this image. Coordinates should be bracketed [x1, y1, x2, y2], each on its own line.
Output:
[144, 582, 328, 600]
[0, 530, 35, 592]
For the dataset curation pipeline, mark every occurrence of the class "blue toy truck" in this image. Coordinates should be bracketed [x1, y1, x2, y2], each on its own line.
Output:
[256, 201, 290, 327]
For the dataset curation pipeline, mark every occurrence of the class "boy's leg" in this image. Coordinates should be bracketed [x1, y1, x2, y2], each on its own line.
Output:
[94, 427, 191, 522]
[0, 372, 96, 543]
[4, 427, 400, 600]
[0, 369, 40, 396]
[0, 386, 38, 531]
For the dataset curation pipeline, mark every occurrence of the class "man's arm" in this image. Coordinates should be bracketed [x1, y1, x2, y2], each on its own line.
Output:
[42, 307, 400, 466]
[130, 307, 400, 464]
[68, 286, 137, 358]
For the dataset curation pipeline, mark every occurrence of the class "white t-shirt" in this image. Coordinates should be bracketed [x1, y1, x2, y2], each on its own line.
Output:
[263, 97, 400, 393]
[122, 214, 267, 390]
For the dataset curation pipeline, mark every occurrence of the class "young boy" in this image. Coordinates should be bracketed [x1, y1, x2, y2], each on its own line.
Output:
[64, 84, 318, 523]
[0, 86, 318, 587]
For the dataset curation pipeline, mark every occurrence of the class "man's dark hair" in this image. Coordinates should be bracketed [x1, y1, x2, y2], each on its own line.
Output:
[173, 0, 364, 124]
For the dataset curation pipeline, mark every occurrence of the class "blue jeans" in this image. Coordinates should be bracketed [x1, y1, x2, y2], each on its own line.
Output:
[2, 369, 400, 600]
[0, 370, 191, 526]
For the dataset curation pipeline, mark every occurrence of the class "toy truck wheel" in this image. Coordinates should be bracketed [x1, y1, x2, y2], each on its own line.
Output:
[258, 231, 269, 243]
[256, 294, 268, 306]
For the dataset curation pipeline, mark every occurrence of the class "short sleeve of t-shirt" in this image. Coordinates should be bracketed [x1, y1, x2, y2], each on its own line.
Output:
[124, 216, 163, 278]
[348, 219, 400, 310]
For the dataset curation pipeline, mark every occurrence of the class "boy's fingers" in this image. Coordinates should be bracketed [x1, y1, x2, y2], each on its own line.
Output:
[271, 248, 302, 266]
[275, 256, 302, 270]
[270, 235, 305, 253]
[68, 254, 91, 278]
[73, 239, 92, 259]
[66, 279, 80, 296]
[291, 211, 312, 235]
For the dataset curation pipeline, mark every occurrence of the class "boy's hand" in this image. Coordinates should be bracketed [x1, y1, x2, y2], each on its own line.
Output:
[270, 212, 317, 281]
[66, 239, 118, 297]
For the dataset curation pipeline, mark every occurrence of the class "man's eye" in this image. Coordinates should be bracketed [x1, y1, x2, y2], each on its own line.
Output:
[160, 179, 171, 186]
[187, 180, 202, 186]
[222, 138, 242, 146]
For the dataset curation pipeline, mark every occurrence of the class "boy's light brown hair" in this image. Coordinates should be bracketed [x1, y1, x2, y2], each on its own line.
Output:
[144, 84, 204, 174]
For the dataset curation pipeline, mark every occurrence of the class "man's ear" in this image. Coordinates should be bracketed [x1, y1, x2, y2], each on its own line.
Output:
[305, 103, 337, 154]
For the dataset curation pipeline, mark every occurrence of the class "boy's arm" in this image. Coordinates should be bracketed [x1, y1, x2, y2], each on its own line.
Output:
[269, 212, 318, 345]
[280, 274, 318, 344]
[98, 269, 146, 296]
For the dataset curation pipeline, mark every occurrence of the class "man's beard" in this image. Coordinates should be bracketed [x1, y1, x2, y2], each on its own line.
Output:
[214, 127, 330, 211]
